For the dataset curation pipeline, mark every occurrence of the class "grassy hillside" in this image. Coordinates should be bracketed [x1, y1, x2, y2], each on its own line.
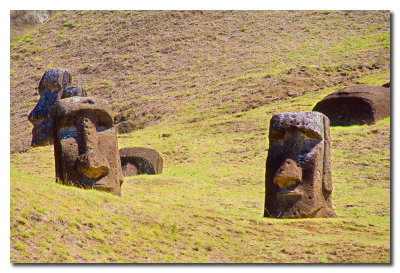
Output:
[10, 10, 389, 152]
[10, 10, 390, 263]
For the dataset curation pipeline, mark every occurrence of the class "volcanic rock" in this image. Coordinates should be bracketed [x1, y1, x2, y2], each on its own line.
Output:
[119, 147, 163, 176]
[312, 85, 390, 126]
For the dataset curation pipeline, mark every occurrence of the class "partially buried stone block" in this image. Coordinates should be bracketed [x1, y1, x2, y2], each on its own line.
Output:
[312, 85, 390, 126]
[264, 112, 336, 218]
[52, 97, 123, 196]
[119, 147, 163, 176]
[28, 68, 72, 147]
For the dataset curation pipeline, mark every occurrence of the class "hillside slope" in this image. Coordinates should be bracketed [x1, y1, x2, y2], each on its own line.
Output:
[10, 84, 390, 263]
[10, 10, 390, 263]
[10, 10, 390, 153]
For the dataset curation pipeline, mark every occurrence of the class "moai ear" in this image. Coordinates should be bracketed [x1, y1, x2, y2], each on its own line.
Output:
[322, 114, 333, 197]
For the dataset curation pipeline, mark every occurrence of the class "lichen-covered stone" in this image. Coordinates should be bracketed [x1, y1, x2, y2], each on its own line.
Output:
[38, 68, 71, 93]
[28, 69, 72, 147]
[264, 112, 336, 219]
[52, 97, 123, 196]
[269, 111, 325, 141]
[61, 85, 87, 99]
[119, 147, 163, 176]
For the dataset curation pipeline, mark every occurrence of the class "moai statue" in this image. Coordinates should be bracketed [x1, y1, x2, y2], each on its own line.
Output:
[264, 112, 336, 218]
[119, 147, 163, 176]
[312, 85, 390, 126]
[52, 97, 123, 196]
[28, 69, 72, 147]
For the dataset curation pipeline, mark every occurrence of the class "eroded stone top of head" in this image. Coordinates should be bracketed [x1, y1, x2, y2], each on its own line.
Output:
[38, 68, 71, 94]
[61, 86, 87, 99]
[53, 97, 113, 129]
[269, 112, 327, 141]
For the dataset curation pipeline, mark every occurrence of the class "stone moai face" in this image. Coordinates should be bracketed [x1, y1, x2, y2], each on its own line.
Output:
[28, 69, 72, 147]
[264, 112, 336, 218]
[52, 97, 123, 196]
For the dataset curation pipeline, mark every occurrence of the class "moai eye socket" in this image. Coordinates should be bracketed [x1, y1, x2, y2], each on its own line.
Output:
[298, 137, 321, 165]
[57, 127, 78, 140]
[96, 126, 108, 133]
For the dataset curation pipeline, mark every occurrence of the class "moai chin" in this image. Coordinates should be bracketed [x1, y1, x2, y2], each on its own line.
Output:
[52, 97, 123, 196]
[264, 112, 336, 218]
[28, 69, 72, 147]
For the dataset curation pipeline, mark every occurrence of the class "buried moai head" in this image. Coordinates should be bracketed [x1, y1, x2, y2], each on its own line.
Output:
[264, 112, 336, 218]
[119, 147, 163, 176]
[52, 97, 123, 196]
[28, 69, 72, 147]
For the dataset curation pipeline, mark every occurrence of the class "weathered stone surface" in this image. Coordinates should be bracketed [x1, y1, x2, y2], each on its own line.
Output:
[119, 147, 163, 176]
[61, 85, 87, 99]
[121, 163, 139, 176]
[52, 97, 123, 196]
[312, 85, 390, 126]
[28, 69, 72, 147]
[38, 68, 71, 93]
[264, 112, 336, 219]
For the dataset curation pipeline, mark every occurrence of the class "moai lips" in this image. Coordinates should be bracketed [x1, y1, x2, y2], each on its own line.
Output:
[28, 69, 72, 147]
[52, 97, 123, 196]
[264, 112, 336, 218]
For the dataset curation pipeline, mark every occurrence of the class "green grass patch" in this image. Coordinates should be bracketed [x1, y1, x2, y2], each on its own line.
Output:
[355, 71, 390, 85]
[11, 85, 390, 263]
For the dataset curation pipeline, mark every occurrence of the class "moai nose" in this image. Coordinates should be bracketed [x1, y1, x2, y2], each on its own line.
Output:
[273, 159, 302, 188]
[273, 130, 305, 188]
[28, 107, 46, 125]
[28, 89, 60, 125]
[76, 117, 110, 179]
[28, 94, 49, 125]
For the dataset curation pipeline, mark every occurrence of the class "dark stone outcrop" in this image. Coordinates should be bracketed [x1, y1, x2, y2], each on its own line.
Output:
[119, 147, 163, 176]
[264, 112, 336, 219]
[312, 85, 390, 126]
